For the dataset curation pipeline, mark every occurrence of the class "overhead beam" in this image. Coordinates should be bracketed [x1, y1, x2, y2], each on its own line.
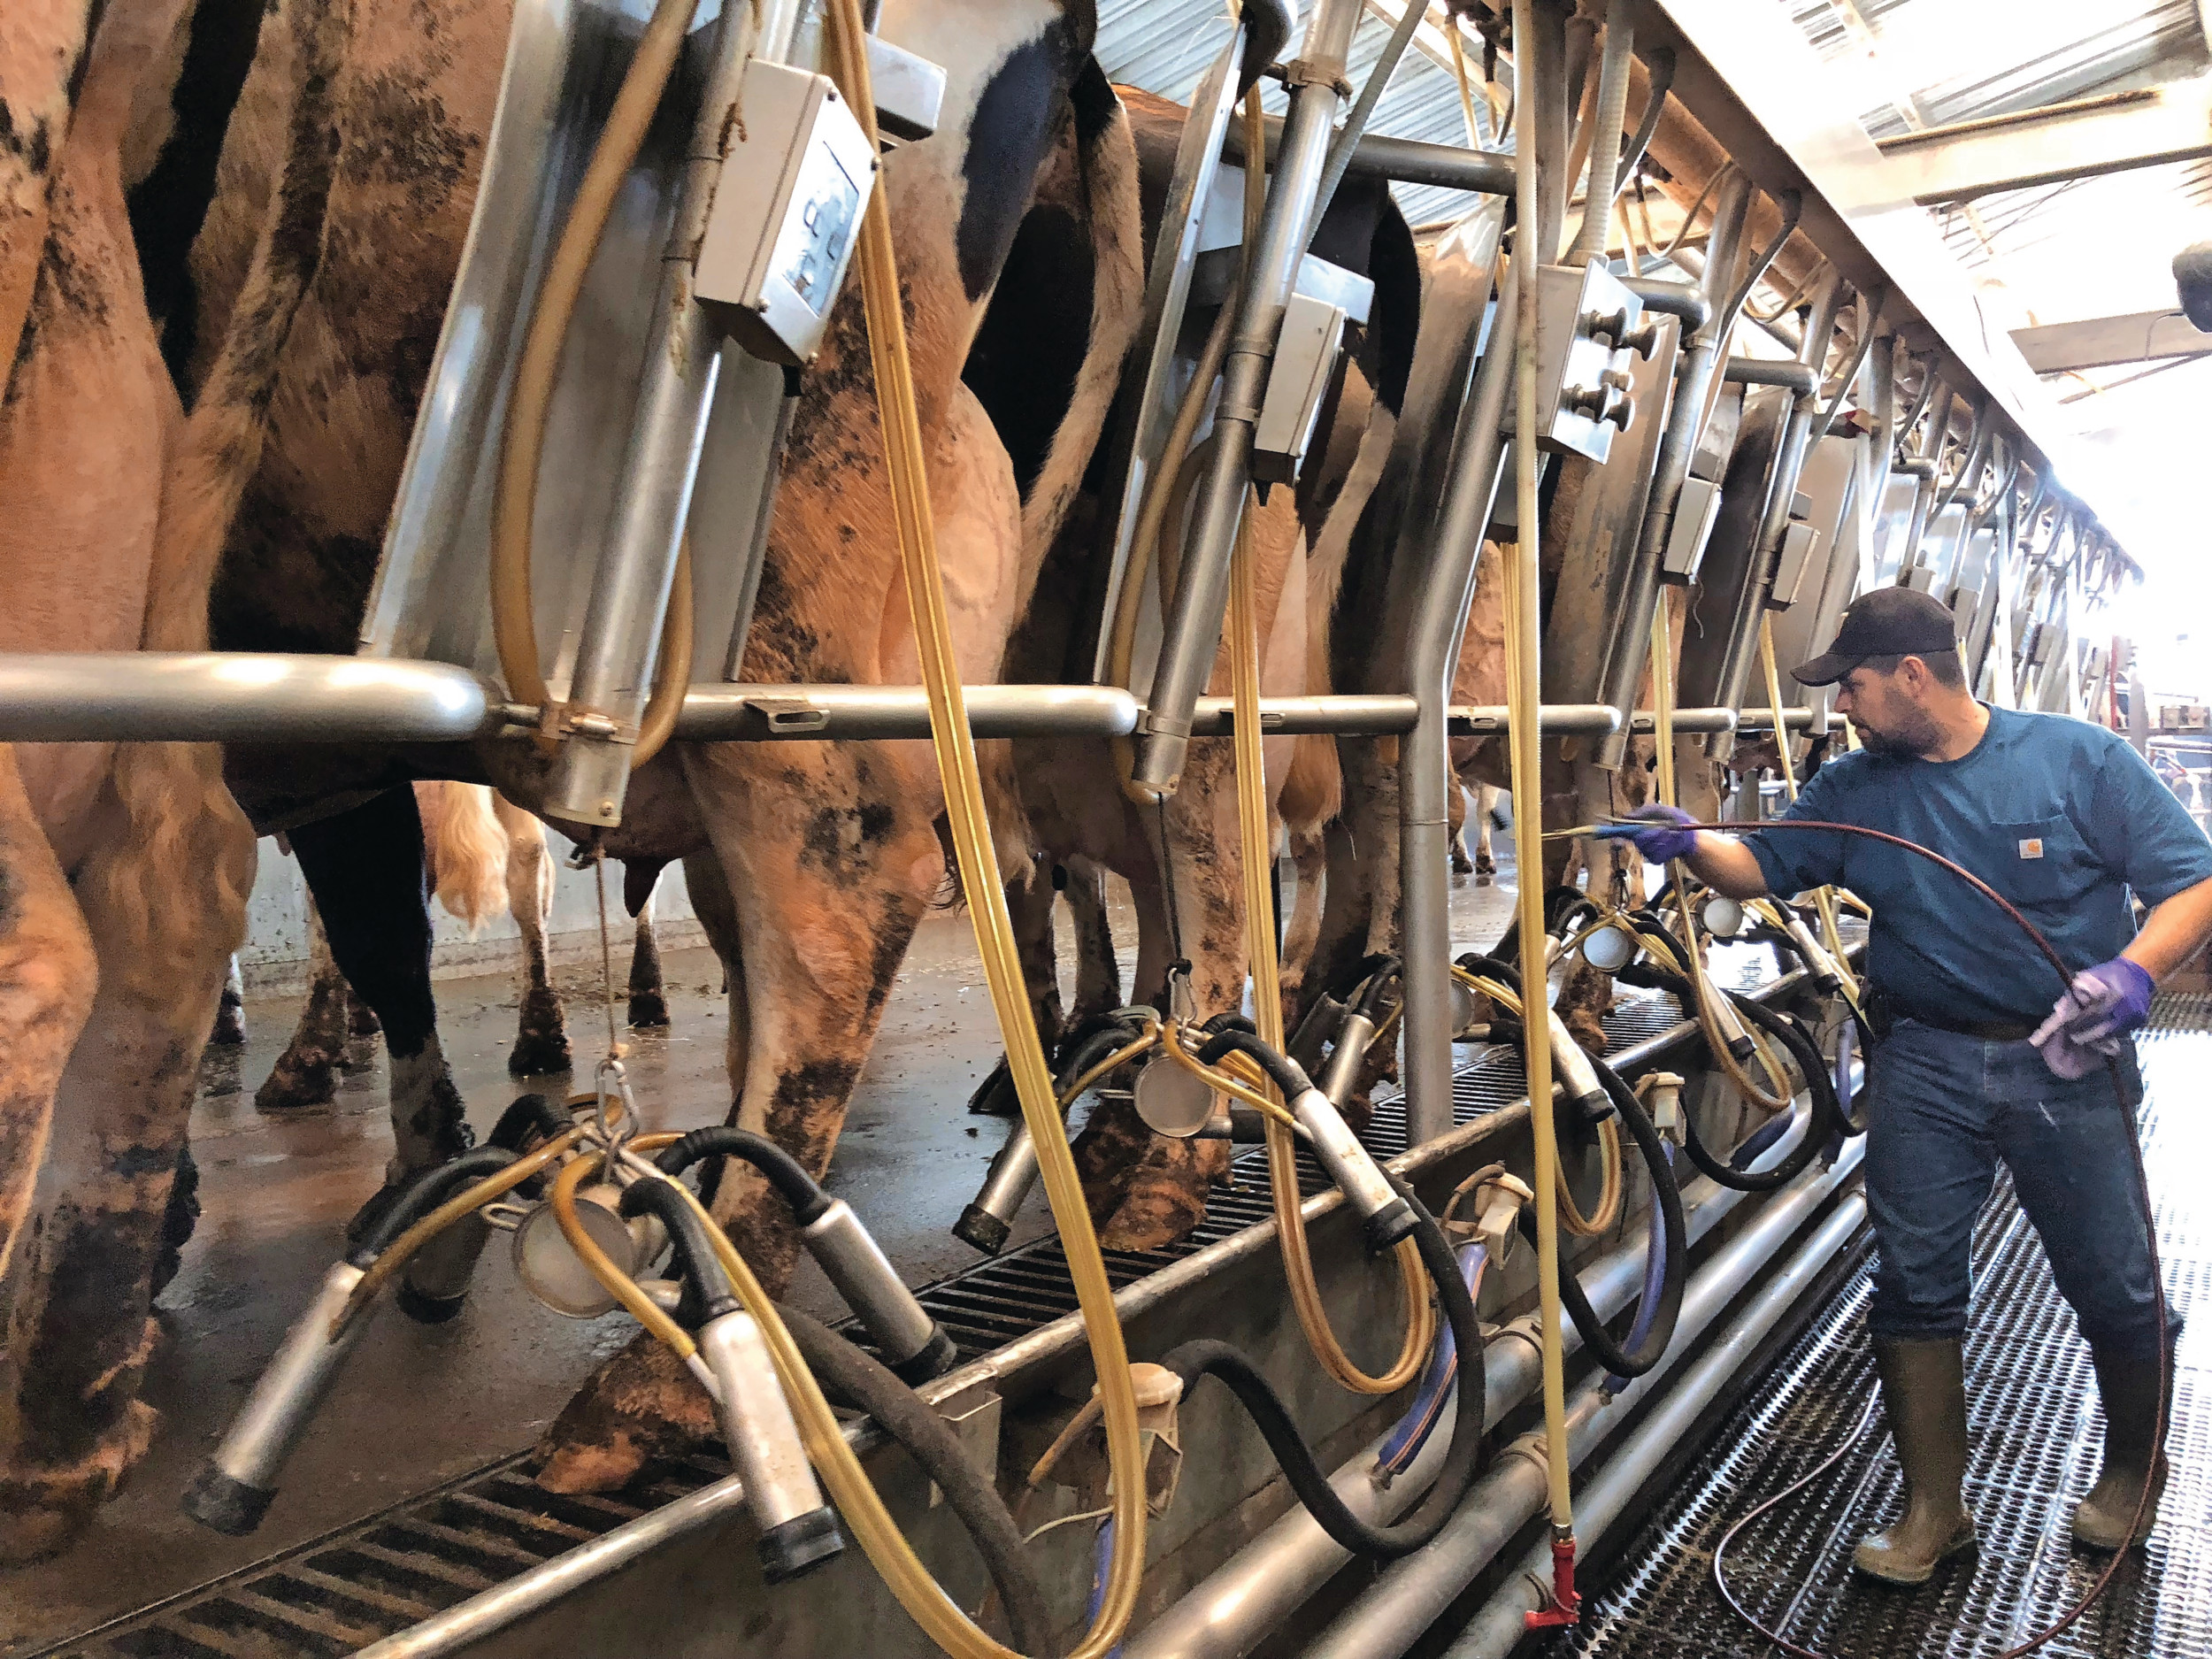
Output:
[2011, 309, 2212, 373]
[1873, 78, 2212, 204]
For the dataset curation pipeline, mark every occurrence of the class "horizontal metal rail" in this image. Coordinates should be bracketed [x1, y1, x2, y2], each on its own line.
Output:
[0, 656, 1830, 744]
[1225, 112, 1517, 196]
[0, 654, 495, 743]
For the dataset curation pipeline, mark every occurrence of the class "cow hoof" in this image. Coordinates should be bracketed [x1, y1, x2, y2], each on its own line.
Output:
[208, 999, 246, 1047]
[1450, 851, 1475, 876]
[1093, 1147, 1210, 1253]
[348, 995, 382, 1038]
[626, 990, 671, 1030]
[255, 1053, 337, 1112]
[965, 1057, 1021, 1117]
[537, 1336, 718, 1494]
[507, 1027, 573, 1079]
[0, 1402, 157, 1564]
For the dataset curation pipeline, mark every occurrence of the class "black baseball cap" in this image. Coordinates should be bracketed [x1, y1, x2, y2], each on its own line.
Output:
[1791, 587, 1960, 686]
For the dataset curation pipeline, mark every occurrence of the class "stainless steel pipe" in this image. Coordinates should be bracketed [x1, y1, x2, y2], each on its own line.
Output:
[1444, 1191, 1871, 1658]
[1591, 168, 1755, 771]
[1400, 261, 1520, 1148]
[1708, 269, 1849, 760]
[1310, 1146, 1867, 1659]
[1129, 1105, 1854, 1659]
[1226, 115, 1517, 199]
[540, 0, 765, 827]
[0, 654, 498, 743]
[672, 683, 1141, 741]
[1724, 357, 1818, 392]
[1132, 0, 1362, 795]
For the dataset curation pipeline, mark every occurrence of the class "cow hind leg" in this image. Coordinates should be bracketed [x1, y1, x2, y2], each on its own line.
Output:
[540, 745, 939, 1493]
[255, 896, 352, 1110]
[967, 863, 1058, 1118]
[1071, 773, 1236, 1253]
[208, 956, 245, 1045]
[496, 795, 572, 1074]
[1064, 857, 1121, 1027]
[1448, 784, 1474, 875]
[1279, 828, 1327, 1003]
[626, 890, 670, 1030]
[288, 790, 470, 1212]
[0, 751, 99, 1292]
[0, 752, 251, 1562]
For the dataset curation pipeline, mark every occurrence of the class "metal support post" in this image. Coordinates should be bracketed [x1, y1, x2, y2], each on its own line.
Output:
[540, 2, 770, 828]
[1399, 262, 1520, 1148]
[1590, 168, 1755, 770]
[1131, 0, 1362, 797]
[1707, 269, 1847, 760]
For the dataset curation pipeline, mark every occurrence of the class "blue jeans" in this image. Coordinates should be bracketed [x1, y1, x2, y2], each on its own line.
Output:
[1863, 1018, 2170, 1357]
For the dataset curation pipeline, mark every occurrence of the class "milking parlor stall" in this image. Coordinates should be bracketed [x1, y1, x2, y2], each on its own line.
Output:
[4, 0, 2212, 1654]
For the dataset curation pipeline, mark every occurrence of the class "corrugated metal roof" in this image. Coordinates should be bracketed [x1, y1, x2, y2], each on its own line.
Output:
[1094, 2, 1505, 226]
[1090, 2, 2208, 577]
[1779, 0, 2210, 598]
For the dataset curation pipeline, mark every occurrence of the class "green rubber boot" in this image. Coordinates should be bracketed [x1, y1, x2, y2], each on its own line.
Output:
[1853, 1338, 1977, 1585]
[2073, 1344, 2170, 1551]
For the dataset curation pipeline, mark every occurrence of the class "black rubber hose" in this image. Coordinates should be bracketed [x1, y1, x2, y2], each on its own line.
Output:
[1455, 951, 1522, 994]
[1055, 1025, 1141, 1094]
[657, 1126, 831, 1225]
[778, 1307, 1060, 1659]
[1622, 965, 1836, 1192]
[1052, 1009, 1148, 1069]
[1195, 1027, 1313, 1101]
[1202, 1010, 1258, 1037]
[1325, 951, 1403, 1005]
[618, 1178, 741, 1328]
[1349, 956, 1403, 1023]
[346, 1148, 518, 1269]
[1162, 1183, 1485, 1559]
[1525, 1054, 1687, 1378]
[1682, 992, 1832, 1191]
[488, 1093, 572, 1152]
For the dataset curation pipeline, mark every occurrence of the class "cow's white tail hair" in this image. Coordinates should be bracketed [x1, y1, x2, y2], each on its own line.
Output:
[424, 783, 511, 934]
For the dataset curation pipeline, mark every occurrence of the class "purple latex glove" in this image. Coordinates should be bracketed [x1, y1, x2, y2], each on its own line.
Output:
[1610, 803, 1700, 864]
[2031, 957, 2154, 1079]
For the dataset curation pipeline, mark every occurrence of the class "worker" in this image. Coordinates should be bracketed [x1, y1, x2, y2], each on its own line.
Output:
[1620, 587, 2212, 1585]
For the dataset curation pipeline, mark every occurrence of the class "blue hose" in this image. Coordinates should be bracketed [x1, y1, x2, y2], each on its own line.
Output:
[1603, 1144, 1673, 1397]
[1730, 1109, 1794, 1171]
[1088, 1517, 1122, 1659]
[1374, 1241, 1487, 1479]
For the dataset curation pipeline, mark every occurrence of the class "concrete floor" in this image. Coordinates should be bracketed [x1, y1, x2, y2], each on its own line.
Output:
[2, 860, 1522, 1653]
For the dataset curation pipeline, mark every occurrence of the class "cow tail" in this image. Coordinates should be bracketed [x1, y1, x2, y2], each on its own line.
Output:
[101, 0, 347, 972]
[1012, 61, 1142, 603]
[427, 784, 511, 936]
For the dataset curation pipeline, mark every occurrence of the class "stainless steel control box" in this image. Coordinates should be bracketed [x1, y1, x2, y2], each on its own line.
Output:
[695, 59, 879, 366]
[1531, 261, 1651, 463]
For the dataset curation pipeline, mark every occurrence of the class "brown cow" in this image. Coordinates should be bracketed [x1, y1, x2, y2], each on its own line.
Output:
[0, 0, 340, 1559]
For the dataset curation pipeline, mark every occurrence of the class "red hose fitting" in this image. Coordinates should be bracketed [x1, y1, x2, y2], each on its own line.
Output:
[1525, 1533, 1583, 1630]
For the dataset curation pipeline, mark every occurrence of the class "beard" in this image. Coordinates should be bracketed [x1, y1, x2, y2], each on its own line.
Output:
[1859, 706, 1942, 758]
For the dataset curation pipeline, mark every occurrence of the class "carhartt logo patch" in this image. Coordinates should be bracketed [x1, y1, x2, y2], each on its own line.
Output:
[2019, 838, 2045, 859]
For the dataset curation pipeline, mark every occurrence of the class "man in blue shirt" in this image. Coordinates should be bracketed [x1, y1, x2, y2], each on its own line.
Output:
[1624, 588, 2212, 1585]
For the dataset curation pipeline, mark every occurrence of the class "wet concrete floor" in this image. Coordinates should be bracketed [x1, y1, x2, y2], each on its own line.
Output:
[3, 862, 1519, 1652]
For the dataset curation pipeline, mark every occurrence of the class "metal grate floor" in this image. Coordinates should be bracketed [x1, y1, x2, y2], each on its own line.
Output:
[1561, 991, 2212, 1659]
